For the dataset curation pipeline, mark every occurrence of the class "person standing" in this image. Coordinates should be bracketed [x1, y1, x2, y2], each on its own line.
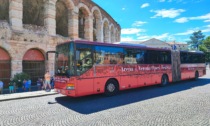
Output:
[9, 79, 14, 93]
[17, 79, 22, 92]
[44, 71, 51, 91]
[28, 79, 31, 91]
[0, 80, 4, 94]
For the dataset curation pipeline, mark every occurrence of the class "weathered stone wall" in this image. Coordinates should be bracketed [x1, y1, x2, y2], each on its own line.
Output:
[0, 0, 121, 78]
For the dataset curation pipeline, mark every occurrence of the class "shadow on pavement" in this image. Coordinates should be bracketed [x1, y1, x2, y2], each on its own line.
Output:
[55, 78, 210, 115]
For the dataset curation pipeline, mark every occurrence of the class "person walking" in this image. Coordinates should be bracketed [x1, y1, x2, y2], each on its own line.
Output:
[44, 70, 51, 91]
[9, 79, 14, 93]
[0, 80, 4, 94]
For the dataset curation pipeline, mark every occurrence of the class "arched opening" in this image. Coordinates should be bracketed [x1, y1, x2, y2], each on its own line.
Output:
[0, 0, 9, 22]
[111, 25, 115, 43]
[115, 29, 119, 42]
[0, 48, 11, 87]
[23, 0, 44, 26]
[93, 10, 101, 42]
[56, 0, 68, 37]
[78, 7, 89, 39]
[23, 49, 45, 84]
[103, 20, 109, 43]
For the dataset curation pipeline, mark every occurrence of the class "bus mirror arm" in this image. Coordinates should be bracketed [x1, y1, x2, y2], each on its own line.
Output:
[46, 51, 58, 60]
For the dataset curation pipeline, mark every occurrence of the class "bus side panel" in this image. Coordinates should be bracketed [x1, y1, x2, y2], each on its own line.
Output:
[76, 68, 94, 96]
[181, 64, 196, 80]
[76, 78, 94, 96]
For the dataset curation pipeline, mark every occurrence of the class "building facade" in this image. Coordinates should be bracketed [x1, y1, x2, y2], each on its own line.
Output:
[0, 0, 121, 86]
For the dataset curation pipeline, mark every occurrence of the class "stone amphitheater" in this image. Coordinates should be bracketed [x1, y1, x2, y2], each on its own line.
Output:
[0, 0, 121, 86]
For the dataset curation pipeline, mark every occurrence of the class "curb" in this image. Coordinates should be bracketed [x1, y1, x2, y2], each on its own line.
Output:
[0, 91, 58, 102]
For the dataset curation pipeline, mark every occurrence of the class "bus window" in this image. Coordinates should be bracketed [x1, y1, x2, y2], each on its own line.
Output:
[76, 44, 93, 75]
[94, 46, 124, 65]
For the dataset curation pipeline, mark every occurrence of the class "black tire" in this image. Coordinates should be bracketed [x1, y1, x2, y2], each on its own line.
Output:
[194, 71, 199, 80]
[161, 74, 169, 87]
[104, 79, 119, 96]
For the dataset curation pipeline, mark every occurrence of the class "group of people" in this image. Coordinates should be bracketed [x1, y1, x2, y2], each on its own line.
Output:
[0, 70, 54, 94]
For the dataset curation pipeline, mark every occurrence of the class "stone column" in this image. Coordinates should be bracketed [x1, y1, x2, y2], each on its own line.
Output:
[84, 15, 93, 41]
[44, 0, 56, 36]
[68, 9, 79, 39]
[96, 19, 103, 42]
[9, 0, 23, 31]
[11, 60, 22, 77]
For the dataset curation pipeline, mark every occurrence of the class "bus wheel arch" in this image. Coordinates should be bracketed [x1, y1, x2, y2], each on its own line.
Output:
[160, 74, 169, 86]
[104, 78, 119, 96]
[195, 71, 199, 80]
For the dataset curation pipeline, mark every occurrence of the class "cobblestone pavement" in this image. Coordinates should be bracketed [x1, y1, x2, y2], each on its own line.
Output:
[0, 70, 210, 126]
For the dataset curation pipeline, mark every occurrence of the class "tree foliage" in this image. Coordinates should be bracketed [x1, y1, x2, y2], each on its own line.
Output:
[188, 30, 205, 50]
[203, 36, 210, 50]
[13, 72, 30, 84]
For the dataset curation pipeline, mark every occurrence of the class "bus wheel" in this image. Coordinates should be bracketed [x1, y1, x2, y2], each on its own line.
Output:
[194, 71, 199, 80]
[161, 74, 168, 87]
[104, 79, 119, 96]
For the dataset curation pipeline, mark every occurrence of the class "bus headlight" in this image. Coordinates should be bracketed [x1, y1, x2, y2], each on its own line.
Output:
[66, 84, 75, 90]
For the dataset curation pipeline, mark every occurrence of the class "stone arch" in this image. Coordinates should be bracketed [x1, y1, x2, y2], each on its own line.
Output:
[115, 28, 119, 42]
[0, 0, 9, 22]
[56, 0, 69, 37]
[92, 6, 102, 42]
[23, 0, 45, 26]
[110, 24, 115, 43]
[22, 48, 45, 83]
[78, 3, 91, 40]
[102, 18, 110, 43]
[0, 47, 11, 87]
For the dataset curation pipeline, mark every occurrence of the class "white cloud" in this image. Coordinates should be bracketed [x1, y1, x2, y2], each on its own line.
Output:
[174, 30, 195, 36]
[174, 17, 188, 23]
[121, 28, 146, 35]
[141, 3, 150, 8]
[189, 13, 210, 22]
[136, 33, 174, 41]
[152, 33, 169, 40]
[151, 8, 185, 18]
[132, 21, 147, 27]
[175, 13, 210, 23]
[121, 36, 135, 41]
[122, 8, 126, 10]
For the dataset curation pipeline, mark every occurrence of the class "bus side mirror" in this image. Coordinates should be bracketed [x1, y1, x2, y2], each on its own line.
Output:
[46, 51, 58, 60]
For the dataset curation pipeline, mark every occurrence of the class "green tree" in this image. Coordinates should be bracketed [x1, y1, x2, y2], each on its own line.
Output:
[203, 36, 210, 50]
[13, 72, 30, 84]
[199, 44, 208, 52]
[188, 30, 205, 50]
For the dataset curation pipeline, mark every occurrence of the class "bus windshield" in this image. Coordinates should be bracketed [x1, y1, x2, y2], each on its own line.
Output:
[55, 42, 75, 77]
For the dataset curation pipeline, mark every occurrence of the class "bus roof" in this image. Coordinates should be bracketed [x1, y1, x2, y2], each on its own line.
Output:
[71, 40, 172, 51]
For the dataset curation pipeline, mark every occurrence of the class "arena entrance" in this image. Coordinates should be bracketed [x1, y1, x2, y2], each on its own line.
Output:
[0, 48, 11, 87]
[23, 49, 45, 84]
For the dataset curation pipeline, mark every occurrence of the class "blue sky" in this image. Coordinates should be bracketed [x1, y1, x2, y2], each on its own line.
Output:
[92, 0, 210, 43]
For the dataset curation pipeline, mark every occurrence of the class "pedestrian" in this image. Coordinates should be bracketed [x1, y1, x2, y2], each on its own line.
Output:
[37, 78, 42, 90]
[28, 79, 31, 91]
[0, 80, 4, 94]
[9, 79, 14, 93]
[44, 70, 51, 91]
[24, 80, 30, 92]
[50, 76, 54, 89]
[13, 80, 16, 93]
[22, 79, 27, 91]
[17, 79, 22, 92]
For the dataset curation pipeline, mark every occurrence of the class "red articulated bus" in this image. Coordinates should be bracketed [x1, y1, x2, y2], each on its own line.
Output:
[54, 40, 206, 97]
